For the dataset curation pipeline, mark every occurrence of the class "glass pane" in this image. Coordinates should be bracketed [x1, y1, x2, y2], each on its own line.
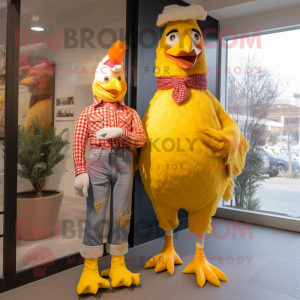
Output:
[0, 0, 6, 278]
[17, 0, 126, 271]
[225, 29, 300, 218]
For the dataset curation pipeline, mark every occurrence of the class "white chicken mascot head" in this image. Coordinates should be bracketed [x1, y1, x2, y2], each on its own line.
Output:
[93, 40, 127, 102]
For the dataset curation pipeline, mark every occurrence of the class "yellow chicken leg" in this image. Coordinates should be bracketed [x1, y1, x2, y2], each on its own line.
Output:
[183, 246, 228, 287]
[101, 255, 140, 288]
[144, 235, 183, 275]
[77, 258, 110, 294]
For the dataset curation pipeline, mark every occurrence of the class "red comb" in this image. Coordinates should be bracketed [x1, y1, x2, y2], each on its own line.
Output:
[107, 40, 127, 65]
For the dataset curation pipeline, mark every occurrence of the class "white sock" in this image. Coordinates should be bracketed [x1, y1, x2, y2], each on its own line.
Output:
[165, 230, 173, 236]
[196, 233, 205, 248]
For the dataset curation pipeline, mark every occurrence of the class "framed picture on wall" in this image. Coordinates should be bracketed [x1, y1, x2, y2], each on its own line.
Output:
[56, 97, 75, 106]
[54, 96, 75, 121]
[55, 108, 75, 121]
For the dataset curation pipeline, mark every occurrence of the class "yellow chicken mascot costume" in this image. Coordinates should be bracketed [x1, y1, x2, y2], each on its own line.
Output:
[139, 4, 249, 287]
[21, 57, 54, 132]
[74, 41, 145, 294]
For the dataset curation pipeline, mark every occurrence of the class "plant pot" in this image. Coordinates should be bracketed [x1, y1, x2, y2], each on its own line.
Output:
[17, 190, 63, 241]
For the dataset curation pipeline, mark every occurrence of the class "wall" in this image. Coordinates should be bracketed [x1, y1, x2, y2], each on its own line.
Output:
[219, 5, 300, 35]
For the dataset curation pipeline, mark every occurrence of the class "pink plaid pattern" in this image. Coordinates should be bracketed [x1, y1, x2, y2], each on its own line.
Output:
[157, 74, 207, 104]
[73, 97, 145, 175]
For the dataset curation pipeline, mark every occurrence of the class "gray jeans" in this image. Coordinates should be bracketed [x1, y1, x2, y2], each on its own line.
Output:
[80, 147, 133, 259]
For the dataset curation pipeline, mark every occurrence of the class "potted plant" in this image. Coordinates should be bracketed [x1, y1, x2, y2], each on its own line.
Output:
[17, 118, 69, 241]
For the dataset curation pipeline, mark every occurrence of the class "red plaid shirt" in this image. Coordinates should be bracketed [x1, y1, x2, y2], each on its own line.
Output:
[73, 97, 145, 175]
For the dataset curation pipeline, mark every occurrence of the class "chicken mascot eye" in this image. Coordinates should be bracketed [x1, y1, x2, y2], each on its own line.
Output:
[166, 31, 180, 48]
[190, 31, 201, 45]
[118, 76, 121, 81]
[104, 76, 109, 81]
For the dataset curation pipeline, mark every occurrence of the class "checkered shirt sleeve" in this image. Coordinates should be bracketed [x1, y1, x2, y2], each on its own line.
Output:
[120, 110, 146, 148]
[73, 109, 89, 175]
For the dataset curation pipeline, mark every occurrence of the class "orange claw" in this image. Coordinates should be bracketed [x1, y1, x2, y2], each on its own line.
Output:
[144, 235, 183, 276]
[183, 247, 227, 287]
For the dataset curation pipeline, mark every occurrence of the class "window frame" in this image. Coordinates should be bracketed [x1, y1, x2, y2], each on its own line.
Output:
[1, 0, 134, 292]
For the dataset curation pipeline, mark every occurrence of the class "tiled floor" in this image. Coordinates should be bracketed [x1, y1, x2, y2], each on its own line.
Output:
[1, 218, 300, 300]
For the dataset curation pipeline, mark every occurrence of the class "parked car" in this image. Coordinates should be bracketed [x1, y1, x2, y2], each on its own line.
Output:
[291, 146, 299, 157]
[258, 151, 270, 176]
[274, 144, 300, 158]
[258, 148, 289, 177]
[267, 147, 299, 171]
[292, 148, 299, 157]
[280, 148, 300, 163]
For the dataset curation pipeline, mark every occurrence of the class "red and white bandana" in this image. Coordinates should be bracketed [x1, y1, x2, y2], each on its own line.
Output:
[157, 74, 207, 104]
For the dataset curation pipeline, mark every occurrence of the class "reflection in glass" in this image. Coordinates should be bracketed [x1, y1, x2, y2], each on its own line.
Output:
[16, 0, 127, 271]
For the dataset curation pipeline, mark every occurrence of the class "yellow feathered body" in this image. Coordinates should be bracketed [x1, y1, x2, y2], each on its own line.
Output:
[139, 88, 248, 234]
[139, 18, 248, 235]
[25, 99, 52, 132]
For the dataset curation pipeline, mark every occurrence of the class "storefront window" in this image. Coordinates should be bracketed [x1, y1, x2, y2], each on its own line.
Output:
[16, 0, 126, 271]
[225, 29, 300, 218]
[0, 0, 6, 278]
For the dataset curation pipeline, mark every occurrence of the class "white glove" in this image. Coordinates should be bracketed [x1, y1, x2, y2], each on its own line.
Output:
[96, 127, 123, 140]
[74, 173, 89, 197]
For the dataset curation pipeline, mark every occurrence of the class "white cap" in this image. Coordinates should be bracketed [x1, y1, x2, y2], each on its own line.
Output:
[157, 4, 207, 27]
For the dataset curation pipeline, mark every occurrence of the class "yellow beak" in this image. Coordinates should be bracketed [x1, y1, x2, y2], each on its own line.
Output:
[21, 77, 35, 91]
[100, 78, 123, 97]
[164, 34, 201, 70]
[166, 35, 192, 56]
[21, 77, 35, 86]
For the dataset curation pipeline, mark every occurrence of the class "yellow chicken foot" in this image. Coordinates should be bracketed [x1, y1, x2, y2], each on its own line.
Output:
[77, 258, 110, 294]
[183, 246, 228, 287]
[101, 255, 140, 288]
[144, 235, 183, 275]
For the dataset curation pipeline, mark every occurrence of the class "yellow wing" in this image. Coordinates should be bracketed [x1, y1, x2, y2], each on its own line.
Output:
[198, 91, 249, 201]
